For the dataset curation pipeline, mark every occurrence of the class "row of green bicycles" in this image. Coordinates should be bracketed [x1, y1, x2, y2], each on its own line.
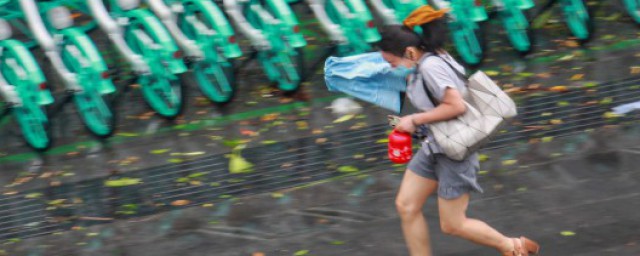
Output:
[0, 0, 308, 151]
[0, 0, 638, 151]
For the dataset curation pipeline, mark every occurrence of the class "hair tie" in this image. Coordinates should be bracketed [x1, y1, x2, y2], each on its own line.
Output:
[402, 5, 449, 30]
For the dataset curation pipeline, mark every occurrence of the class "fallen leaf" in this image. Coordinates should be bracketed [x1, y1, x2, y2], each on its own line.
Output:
[312, 129, 324, 134]
[570, 74, 584, 80]
[296, 121, 309, 130]
[333, 114, 355, 123]
[271, 192, 284, 198]
[261, 113, 279, 122]
[560, 231, 576, 236]
[549, 86, 569, 92]
[261, 140, 278, 145]
[557, 101, 570, 107]
[240, 129, 258, 136]
[603, 112, 622, 119]
[25, 193, 43, 199]
[168, 158, 183, 164]
[478, 154, 489, 162]
[117, 132, 140, 137]
[484, 70, 500, 76]
[632, 67, 640, 75]
[294, 250, 310, 256]
[105, 178, 142, 187]
[338, 165, 359, 173]
[252, 253, 265, 256]
[330, 240, 345, 245]
[376, 138, 389, 144]
[542, 137, 554, 143]
[502, 160, 518, 166]
[171, 200, 190, 206]
[599, 97, 613, 105]
[202, 203, 214, 208]
[549, 119, 563, 125]
[536, 72, 552, 78]
[150, 149, 170, 154]
[565, 40, 579, 48]
[315, 138, 327, 144]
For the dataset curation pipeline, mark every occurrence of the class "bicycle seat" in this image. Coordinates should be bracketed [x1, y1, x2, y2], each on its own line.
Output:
[118, 0, 140, 11]
[47, 6, 74, 30]
[0, 19, 12, 40]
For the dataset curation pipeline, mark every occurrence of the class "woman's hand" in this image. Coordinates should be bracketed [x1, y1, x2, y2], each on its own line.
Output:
[395, 114, 417, 134]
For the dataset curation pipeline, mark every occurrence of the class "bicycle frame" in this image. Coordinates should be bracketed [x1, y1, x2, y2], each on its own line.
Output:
[308, 0, 380, 56]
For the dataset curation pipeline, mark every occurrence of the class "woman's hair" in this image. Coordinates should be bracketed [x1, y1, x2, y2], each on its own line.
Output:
[377, 18, 447, 57]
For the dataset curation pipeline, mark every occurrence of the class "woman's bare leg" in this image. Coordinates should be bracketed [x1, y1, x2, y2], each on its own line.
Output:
[395, 170, 438, 256]
[437, 194, 514, 253]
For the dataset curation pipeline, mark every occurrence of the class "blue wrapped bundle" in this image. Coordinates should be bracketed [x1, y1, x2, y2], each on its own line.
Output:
[324, 52, 408, 114]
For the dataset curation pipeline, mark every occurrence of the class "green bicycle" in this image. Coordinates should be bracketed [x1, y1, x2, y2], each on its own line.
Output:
[307, 0, 381, 56]
[149, 0, 243, 104]
[87, 0, 188, 119]
[224, 0, 306, 92]
[0, 16, 53, 150]
[20, 0, 117, 138]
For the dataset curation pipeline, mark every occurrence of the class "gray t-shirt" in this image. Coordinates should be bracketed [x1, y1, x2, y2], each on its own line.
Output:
[407, 52, 467, 154]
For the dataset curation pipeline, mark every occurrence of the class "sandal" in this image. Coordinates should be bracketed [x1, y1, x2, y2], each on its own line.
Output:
[502, 236, 540, 256]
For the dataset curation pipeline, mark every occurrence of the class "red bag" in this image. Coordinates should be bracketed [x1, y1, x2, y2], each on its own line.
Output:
[388, 130, 412, 164]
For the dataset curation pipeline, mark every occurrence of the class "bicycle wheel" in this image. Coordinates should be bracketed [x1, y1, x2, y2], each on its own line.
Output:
[192, 60, 236, 104]
[60, 39, 115, 138]
[272, 52, 300, 92]
[179, 5, 237, 104]
[500, 5, 532, 53]
[621, 0, 640, 24]
[563, 0, 593, 42]
[126, 26, 185, 119]
[1, 44, 51, 150]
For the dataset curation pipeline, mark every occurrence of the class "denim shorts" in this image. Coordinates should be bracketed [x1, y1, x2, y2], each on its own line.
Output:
[407, 148, 484, 200]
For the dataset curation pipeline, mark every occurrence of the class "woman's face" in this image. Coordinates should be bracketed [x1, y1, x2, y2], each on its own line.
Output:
[381, 50, 414, 69]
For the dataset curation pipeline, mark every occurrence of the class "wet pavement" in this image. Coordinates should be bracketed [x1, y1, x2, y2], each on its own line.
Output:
[0, 0, 639, 254]
[1, 123, 640, 255]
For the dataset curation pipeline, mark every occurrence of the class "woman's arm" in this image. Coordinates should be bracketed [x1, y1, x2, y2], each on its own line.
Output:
[395, 87, 466, 133]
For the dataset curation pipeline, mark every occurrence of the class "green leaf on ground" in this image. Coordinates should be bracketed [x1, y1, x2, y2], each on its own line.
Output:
[561, 231, 576, 236]
[150, 149, 170, 154]
[376, 138, 389, 144]
[105, 178, 142, 187]
[333, 114, 355, 123]
[338, 165, 359, 173]
[294, 250, 310, 256]
[502, 160, 518, 166]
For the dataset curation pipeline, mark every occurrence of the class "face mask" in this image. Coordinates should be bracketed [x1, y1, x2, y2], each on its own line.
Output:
[391, 65, 416, 77]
